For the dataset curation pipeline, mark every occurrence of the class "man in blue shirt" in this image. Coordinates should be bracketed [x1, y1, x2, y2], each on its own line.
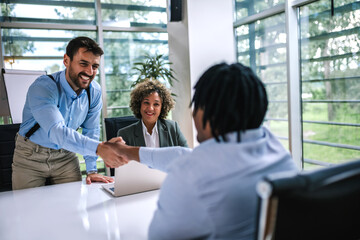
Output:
[12, 37, 125, 190]
[107, 62, 299, 239]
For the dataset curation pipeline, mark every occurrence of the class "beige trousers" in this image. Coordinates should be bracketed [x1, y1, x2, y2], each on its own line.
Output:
[12, 133, 82, 190]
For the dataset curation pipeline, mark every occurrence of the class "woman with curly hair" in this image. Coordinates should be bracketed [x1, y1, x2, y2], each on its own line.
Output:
[117, 79, 188, 148]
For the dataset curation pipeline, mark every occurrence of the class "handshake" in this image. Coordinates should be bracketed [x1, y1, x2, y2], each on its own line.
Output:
[96, 137, 139, 168]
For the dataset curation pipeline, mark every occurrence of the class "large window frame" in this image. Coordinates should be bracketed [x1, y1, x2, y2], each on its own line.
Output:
[0, 0, 167, 132]
[234, 1, 301, 166]
[0, 0, 168, 174]
[234, 0, 360, 169]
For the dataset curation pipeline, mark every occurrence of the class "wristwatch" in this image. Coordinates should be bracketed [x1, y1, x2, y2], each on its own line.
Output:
[87, 170, 98, 175]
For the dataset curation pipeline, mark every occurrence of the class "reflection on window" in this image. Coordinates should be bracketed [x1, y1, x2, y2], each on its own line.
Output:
[299, 0, 360, 168]
[103, 31, 168, 117]
[234, 0, 285, 21]
[235, 13, 288, 148]
[101, 0, 167, 28]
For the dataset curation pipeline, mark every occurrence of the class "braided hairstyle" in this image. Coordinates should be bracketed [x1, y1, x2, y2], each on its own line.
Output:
[191, 62, 268, 142]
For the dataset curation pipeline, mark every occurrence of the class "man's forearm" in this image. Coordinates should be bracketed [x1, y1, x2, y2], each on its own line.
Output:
[125, 145, 140, 161]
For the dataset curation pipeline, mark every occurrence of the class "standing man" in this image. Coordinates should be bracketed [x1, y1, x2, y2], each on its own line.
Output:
[12, 36, 124, 190]
[109, 62, 299, 239]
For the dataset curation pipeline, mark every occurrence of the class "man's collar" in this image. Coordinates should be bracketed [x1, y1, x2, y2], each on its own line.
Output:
[60, 70, 86, 99]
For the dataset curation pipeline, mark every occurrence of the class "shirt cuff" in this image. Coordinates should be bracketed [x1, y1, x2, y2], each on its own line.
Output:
[84, 140, 100, 172]
[85, 155, 98, 172]
[139, 147, 155, 168]
[85, 138, 100, 157]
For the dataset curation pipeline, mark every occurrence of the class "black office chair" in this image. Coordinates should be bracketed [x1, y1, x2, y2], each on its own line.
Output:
[104, 115, 138, 176]
[0, 123, 20, 192]
[256, 160, 360, 240]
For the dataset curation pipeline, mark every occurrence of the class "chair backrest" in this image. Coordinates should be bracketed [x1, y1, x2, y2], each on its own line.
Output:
[104, 115, 138, 141]
[256, 160, 360, 240]
[104, 116, 139, 176]
[0, 123, 20, 192]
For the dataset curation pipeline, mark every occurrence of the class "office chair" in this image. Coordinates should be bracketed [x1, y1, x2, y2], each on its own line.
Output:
[104, 115, 138, 176]
[0, 123, 20, 192]
[256, 160, 360, 240]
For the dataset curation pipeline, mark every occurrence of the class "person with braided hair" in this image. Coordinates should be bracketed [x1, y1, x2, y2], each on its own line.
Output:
[110, 62, 298, 240]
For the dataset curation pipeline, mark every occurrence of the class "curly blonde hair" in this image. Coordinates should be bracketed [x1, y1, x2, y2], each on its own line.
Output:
[130, 79, 175, 119]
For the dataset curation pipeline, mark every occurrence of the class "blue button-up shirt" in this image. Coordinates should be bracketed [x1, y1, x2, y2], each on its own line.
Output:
[139, 127, 298, 239]
[19, 70, 102, 172]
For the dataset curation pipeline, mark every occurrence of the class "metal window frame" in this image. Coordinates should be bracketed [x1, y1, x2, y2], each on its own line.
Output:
[234, 3, 285, 27]
[1, 0, 166, 12]
[286, 0, 302, 168]
[234, 0, 360, 168]
[234, 0, 303, 168]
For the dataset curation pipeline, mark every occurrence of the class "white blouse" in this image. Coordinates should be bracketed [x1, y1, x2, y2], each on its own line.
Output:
[141, 119, 160, 148]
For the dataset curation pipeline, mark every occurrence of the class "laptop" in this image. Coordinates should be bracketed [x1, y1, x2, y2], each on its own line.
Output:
[102, 160, 167, 197]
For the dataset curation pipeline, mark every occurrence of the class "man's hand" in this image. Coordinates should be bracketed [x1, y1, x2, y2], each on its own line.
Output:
[96, 141, 129, 168]
[96, 137, 141, 169]
[86, 173, 114, 184]
[104, 136, 141, 163]
[111, 140, 140, 162]
[108, 136, 125, 144]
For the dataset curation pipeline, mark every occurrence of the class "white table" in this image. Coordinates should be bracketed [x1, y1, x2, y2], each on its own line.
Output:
[0, 180, 160, 240]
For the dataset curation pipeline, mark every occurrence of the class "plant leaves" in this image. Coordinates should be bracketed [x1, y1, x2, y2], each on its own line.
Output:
[130, 53, 178, 87]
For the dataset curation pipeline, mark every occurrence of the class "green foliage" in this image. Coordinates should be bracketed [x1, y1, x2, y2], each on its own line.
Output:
[1, 2, 14, 17]
[300, 0, 360, 124]
[302, 102, 360, 168]
[130, 53, 177, 88]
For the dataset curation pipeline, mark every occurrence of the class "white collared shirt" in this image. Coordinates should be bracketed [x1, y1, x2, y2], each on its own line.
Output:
[142, 119, 160, 148]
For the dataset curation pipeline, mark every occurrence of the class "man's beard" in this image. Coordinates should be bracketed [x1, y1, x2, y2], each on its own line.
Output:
[68, 67, 93, 90]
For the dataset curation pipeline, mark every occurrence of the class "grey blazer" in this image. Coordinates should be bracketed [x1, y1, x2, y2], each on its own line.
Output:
[117, 119, 188, 148]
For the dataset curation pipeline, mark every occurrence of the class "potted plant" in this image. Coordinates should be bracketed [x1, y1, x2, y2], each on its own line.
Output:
[130, 53, 177, 88]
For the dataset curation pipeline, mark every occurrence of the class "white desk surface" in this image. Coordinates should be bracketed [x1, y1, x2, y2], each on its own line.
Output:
[0, 180, 160, 240]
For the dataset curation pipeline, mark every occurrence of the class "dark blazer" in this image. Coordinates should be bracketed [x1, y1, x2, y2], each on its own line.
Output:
[117, 119, 188, 148]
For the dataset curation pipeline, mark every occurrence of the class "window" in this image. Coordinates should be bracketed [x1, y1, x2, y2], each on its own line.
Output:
[1, 0, 168, 129]
[101, 0, 167, 28]
[0, 0, 96, 25]
[103, 31, 168, 118]
[2, 29, 96, 71]
[235, 10, 288, 149]
[0, 0, 168, 174]
[234, 0, 360, 168]
[234, 0, 285, 20]
[299, 0, 360, 168]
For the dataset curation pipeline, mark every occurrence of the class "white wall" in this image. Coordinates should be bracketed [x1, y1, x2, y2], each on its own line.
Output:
[168, 0, 236, 147]
[187, 0, 236, 86]
[167, 0, 193, 147]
